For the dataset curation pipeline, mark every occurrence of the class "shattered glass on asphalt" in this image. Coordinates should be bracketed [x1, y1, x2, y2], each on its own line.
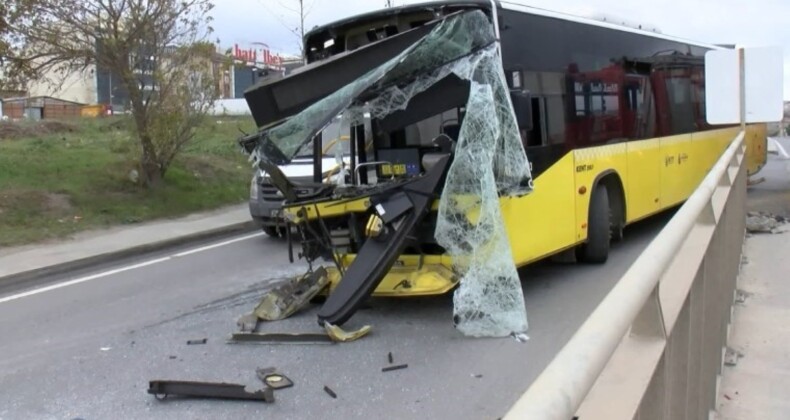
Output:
[249, 10, 533, 337]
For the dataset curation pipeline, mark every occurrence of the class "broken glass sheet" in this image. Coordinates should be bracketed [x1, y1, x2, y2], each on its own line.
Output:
[434, 45, 532, 338]
[246, 8, 533, 338]
[249, 9, 496, 165]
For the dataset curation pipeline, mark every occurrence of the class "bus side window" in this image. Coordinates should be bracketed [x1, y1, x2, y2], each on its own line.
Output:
[526, 96, 547, 147]
[626, 75, 655, 139]
[664, 69, 696, 135]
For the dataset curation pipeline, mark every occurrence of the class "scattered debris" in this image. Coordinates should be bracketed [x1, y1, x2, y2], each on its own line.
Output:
[747, 177, 766, 186]
[724, 394, 732, 400]
[186, 338, 207, 345]
[724, 347, 745, 366]
[256, 368, 294, 390]
[382, 364, 409, 372]
[511, 332, 530, 343]
[388, 352, 394, 364]
[100, 347, 112, 351]
[254, 268, 329, 321]
[324, 323, 372, 342]
[471, 374, 483, 379]
[323, 385, 338, 399]
[746, 211, 788, 233]
[237, 313, 259, 333]
[735, 289, 752, 304]
[147, 380, 274, 403]
[168, 355, 177, 360]
[128, 169, 139, 184]
[227, 332, 334, 345]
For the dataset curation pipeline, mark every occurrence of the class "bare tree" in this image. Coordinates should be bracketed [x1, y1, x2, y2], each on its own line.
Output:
[264, 0, 315, 59]
[4, 0, 220, 187]
[385, 0, 395, 7]
[0, 1, 28, 90]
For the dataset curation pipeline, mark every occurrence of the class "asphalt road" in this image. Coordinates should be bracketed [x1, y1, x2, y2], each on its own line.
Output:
[0, 211, 674, 420]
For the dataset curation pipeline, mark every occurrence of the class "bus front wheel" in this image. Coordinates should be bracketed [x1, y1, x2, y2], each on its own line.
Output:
[577, 185, 610, 264]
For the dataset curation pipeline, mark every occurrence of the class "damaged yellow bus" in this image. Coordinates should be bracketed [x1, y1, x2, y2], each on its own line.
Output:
[239, 1, 767, 328]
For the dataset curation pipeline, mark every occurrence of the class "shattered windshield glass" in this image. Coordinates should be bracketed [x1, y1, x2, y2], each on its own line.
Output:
[249, 10, 496, 165]
[247, 9, 533, 338]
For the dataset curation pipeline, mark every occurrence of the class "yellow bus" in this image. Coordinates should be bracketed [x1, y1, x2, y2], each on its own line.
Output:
[239, 1, 766, 326]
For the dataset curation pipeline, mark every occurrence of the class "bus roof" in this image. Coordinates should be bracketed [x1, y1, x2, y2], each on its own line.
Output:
[304, 0, 724, 52]
[499, 1, 724, 51]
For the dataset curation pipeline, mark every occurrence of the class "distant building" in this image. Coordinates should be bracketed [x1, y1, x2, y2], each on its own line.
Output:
[0, 96, 85, 120]
[26, 65, 98, 105]
[21, 42, 304, 109]
[228, 43, 303, 98]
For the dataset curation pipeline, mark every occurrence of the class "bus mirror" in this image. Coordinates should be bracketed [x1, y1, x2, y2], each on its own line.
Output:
[510, 90, 533, 130]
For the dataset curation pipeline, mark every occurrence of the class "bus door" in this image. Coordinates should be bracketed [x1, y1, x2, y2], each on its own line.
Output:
[625, 73, 662, 220]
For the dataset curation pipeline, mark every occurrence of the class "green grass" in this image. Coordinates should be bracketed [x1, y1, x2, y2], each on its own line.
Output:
[0, 115, 258, 247]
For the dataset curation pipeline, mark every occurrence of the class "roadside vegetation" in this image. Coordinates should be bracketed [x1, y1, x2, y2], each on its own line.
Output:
[0, 116, 257, 247]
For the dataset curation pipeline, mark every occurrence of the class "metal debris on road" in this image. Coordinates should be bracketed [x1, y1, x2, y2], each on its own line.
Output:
[324, 322, 372, 342]
[186, 338, 207, 345]
[227, 332, 334, 345]
[147, 380, 275, 403]
[323, 385, 337, 399]
[382, 364, 408, 372]
[236, 313, 259, 332]
[256, 367, 294, 390]
[253, 268, 329, 321]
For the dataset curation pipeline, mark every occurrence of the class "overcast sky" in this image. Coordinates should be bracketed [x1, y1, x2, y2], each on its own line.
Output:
[212, 0, 790, 99]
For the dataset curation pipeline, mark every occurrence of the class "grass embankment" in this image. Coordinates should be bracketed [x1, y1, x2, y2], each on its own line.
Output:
[0, 116, 257, 247]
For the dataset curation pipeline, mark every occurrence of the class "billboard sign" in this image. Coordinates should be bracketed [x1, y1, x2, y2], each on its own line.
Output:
[232, 43, 285, 70]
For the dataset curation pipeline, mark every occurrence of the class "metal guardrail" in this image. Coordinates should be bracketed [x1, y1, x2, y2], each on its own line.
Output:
[506, 131, 747, 419]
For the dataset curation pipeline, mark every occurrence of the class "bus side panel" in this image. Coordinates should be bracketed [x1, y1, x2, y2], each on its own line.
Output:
[573, 143, 628, 242]
[745, 123, 768, 176]
[501, 153, 577, 266]
[659, 134, 697, 207]
[625, 138, 662, 223]
[690, 127, 740, 184]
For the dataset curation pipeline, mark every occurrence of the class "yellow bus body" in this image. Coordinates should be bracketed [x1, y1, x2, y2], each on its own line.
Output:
[286, 124, 766, 296]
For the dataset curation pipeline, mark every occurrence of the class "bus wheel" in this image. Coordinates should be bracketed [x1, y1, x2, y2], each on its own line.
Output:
[610, 191, 625, 242]
[577, 185, 610, 264]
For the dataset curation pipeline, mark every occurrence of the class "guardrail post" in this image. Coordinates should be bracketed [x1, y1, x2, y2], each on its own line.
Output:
[632, 286, 666, 338]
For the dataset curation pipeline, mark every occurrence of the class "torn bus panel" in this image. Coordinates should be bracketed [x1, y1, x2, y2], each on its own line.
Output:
[238, 7, 533, 337]
[242, 9, 496, 166]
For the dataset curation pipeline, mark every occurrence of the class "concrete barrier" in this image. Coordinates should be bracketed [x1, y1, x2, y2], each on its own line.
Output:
[506, 131, 747, 419]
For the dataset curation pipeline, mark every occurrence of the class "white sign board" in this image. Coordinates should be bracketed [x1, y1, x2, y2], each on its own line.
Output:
[705, 46, 784, 124]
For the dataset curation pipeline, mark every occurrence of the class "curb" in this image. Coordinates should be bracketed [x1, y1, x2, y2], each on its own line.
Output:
[0, 221, 258, 291]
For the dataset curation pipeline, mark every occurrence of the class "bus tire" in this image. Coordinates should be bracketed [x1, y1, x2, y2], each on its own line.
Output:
[609, 189, 625, 242]
[577, 185, 610, 264]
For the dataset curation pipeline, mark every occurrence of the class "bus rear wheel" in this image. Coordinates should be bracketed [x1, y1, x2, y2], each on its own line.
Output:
[577, 185, 610, 264]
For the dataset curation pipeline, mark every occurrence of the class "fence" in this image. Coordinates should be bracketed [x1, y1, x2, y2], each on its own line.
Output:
[506, 131, 747, 419]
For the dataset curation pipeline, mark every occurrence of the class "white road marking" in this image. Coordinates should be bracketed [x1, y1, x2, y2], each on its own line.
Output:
[172, 232, 264, 257]
[0, 258, 171, 304]
[0, 232, 265, 304]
